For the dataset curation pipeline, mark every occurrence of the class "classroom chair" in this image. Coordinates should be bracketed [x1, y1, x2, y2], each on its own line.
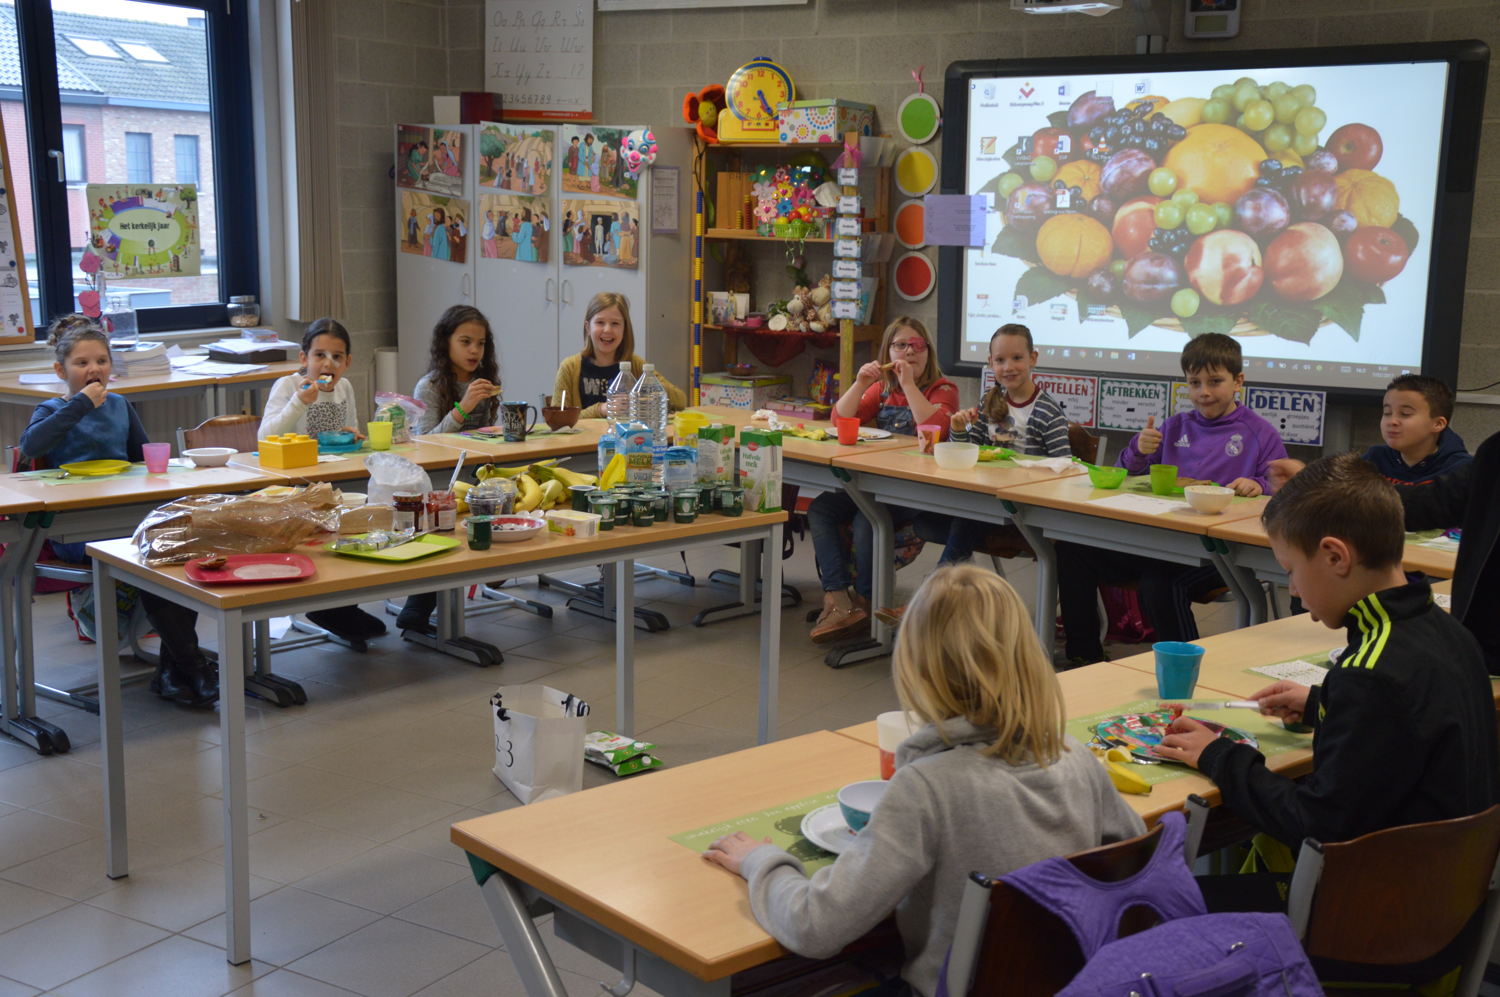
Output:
[176, 413, 260, 454]
[938, 818, 1174, 994]
[1282, 804, 1500, 994]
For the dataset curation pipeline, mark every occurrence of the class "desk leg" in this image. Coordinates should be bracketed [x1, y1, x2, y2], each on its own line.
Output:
[5, 527, 67, 754]
[1210, 547, 1266, 628]
[615, 560, 635, 737]
[478, 873, 569, 997]
[95, 560, 128, 879]
[825, 475, 894, 669]
[1008, 509, 1056, 644]
[219, 612, 251, 965]
[758, 523, 782, 744]
[403, 589, 504, 666]
[692, 540, 762, 626]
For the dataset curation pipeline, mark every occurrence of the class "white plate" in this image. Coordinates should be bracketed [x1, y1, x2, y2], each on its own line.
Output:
[801, 803, 857, 855]
[858, 428, 893, 441]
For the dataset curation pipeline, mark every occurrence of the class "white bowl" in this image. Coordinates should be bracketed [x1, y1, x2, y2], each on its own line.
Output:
[933, 441, 979, 470]
[183, 446, 236, 467]
[837, 780, 889, 832]
[487, 515, 546, 543]
[1185, 484, 1235, 514]
[337, 491, 367, 508]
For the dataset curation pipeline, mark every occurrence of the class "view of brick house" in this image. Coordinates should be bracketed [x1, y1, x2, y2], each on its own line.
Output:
[1, 3, 219, 313]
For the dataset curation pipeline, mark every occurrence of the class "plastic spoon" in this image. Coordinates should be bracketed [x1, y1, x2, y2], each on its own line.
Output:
[447, 450, 467, 492]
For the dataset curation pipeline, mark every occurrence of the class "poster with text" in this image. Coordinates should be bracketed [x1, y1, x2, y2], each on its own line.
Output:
[399, 191, 470, 265]
[1246, 385, 1326, 446]
[479, 193, 550, 263]
[1096, 377, 1169, 432]
[560, 125, 640, 200]
[478, 123, 554, 194]
[86, 184, 200, 278]
[396, 124, 464, 198]
[1032, 371, 1099, 426]
[562, 199, 638, 270]
[484, 0, 592, 121]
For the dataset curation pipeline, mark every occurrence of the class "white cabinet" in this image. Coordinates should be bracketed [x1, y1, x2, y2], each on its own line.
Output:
[395, 124, 690, 411]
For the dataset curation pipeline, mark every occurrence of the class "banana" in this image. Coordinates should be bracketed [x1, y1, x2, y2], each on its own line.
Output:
[516, 473, 542, 511]
[1093, 746, 1151, 796]
[538, 479, 566, 508]
[538, 464, 597, 488]
[453, 480, 473, 514]
[599, 453, 626, 490]
[478, 463, 533, 480]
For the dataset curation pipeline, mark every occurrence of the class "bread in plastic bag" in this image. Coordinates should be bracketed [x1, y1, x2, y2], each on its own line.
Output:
[371, 391, 424, 444]
[132, 483, 340, 566]
[365, 452, 429, 508]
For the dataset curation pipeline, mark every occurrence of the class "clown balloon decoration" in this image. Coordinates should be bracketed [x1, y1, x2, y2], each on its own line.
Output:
[621, 129, 658, 180]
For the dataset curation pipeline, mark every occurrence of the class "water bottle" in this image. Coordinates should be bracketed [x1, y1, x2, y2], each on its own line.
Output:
[630, 363, 670, 485]
[605, 361, 635, 430]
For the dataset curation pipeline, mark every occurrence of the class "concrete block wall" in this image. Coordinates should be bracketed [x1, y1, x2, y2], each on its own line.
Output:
[333, 0, 1500, 445]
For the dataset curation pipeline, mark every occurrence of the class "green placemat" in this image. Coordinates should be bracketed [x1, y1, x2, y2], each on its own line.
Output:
[669, 789, 842, 872]
[21, 464, 193, 486]
[1068, 697, 1313, 784]
[1407, 529, 1461, 552]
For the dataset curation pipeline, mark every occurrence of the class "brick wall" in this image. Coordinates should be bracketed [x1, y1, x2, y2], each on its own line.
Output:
[332, 0, 1500, 442]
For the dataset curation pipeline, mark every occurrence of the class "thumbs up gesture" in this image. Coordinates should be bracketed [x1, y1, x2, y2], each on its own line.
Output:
[1138, 414, 1163, 455]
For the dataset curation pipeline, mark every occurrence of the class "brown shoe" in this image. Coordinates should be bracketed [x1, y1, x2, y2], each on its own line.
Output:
[810, 606, 869, 644]
[874, 605, 905, 627]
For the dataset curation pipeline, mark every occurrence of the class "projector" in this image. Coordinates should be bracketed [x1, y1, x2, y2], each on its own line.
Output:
[1011, 0, 1124, 14]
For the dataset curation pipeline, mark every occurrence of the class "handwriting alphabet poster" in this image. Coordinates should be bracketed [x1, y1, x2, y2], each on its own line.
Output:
[484, 1, 592, 121]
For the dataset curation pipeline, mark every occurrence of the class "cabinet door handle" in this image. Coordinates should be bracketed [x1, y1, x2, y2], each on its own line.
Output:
[561, 279, 572, 305]
[462, 273, 472, 298]
[545, 277, 556, 303]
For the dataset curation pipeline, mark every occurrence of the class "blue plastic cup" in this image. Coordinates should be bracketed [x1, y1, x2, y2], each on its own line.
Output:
[1154, 641, 1205, 699]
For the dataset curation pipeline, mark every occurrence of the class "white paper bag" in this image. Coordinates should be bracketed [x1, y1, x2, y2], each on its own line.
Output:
[490, 685, 589, 804]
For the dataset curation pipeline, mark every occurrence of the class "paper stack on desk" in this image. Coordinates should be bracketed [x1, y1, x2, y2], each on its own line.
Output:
[114, 341, 169, 377]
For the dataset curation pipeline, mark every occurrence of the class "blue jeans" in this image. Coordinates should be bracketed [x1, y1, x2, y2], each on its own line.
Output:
[807, 491, 971, 600]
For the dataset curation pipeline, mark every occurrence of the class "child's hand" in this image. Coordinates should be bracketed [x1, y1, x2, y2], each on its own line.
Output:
[1154, 716, 1218, 769]
[1136, 415, 1161, 455]
[1266, 458, 1305, 494]
[950, 407, 979, 433]
[856, 361, 883, 385]
[892, 358, 917, 388]
[80, 381, 108, 407]
[1249, 681, 1310, 726]
[343, 425, 365, 442]
[460, 379, 498, 415]
[702, 831, 772, 878]
[295, 378, 320, 405]
[1227, 477, 1262, 497]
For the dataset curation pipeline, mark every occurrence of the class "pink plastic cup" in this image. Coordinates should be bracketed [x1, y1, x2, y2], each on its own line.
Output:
[142, 442, 171, 473]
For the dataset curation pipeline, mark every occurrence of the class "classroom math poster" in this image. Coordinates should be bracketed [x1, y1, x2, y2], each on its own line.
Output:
[86, 184, 200, 278]
[1096, 377, 1169, 432]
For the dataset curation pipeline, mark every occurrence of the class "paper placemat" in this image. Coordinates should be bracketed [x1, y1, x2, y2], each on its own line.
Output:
[1088, 493, 1192, 516]
[669, 789, 842, 872]
[1407, 528, 1461, 553]
[1247, 651, 1335, 687]
[18, 464, 193, 486]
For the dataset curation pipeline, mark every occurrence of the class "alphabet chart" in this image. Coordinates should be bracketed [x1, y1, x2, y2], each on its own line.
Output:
[484, 1, 593, 121]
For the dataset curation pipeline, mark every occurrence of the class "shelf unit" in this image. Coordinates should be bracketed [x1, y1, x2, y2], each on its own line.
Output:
[689, 133, 890, 403]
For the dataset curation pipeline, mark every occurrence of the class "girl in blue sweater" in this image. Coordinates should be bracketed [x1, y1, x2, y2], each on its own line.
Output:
[19, 316, 217, 706]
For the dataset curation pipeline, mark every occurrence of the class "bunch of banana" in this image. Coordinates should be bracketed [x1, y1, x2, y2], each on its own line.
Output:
[528, 463, 598, 488]
[453, 480, 473, 514]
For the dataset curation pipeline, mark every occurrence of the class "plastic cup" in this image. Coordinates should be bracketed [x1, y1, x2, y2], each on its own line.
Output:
[720, 486, 744, 517]
[647, 488, 671, 522]
[367, 421, 393, 451]
[1149, 464, 1178, 495]
[569, 484, 596, 512]
[836, 417, 861, 446]
[142, 442, 171, 473]
[876, 711, 916, 780]
[916, 424, 941, 455]
[1154, 641, 1205, 699]
[672, 488, 700, 523]
[630, 494, 655, 527]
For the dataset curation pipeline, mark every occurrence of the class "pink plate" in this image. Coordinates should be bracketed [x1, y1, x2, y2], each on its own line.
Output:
[185, 553, 316, 585]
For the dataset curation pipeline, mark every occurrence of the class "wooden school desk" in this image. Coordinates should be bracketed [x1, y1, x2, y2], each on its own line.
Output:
[206, 359, 302, 416]
[88, 508, 785, 965]
[0, 367, 221, 423]
[416, 418, 607, 462]
[825, 449, 1088, 666]
[997, 475, 1273, 634]
[452, 730, 877, 997]
[0, 463, 283, 753]
[229, 438, 468, 484]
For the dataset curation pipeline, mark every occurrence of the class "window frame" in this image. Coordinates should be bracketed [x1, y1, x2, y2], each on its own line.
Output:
[14, 0, 259, 337]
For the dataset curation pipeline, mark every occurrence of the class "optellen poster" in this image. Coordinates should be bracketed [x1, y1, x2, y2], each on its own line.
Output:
[396, 124, 465, 198]
[559, 125, 640, 200]
[399, 190, 471, 264]
[479, 122, 554, 195]
[562, 199, 638, 270]
[86, 184, 200, 278]
[479, 193, 550, 263]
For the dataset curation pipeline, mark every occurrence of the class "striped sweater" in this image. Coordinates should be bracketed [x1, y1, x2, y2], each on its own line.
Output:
[1197, 581, 1498, 848]
[952, 387, 1071, 457]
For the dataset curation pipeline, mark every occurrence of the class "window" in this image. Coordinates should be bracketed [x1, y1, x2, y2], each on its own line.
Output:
[125, 132, 152, 183]
[173, 134, 198, 184]
[6, 1, 258, 335]
[61, 124, 85, 183]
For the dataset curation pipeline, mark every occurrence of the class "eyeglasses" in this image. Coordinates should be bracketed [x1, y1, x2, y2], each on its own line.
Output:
[890, 340, 928, 353]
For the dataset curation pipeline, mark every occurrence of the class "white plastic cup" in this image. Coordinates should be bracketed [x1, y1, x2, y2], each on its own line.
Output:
[876, 710, 916, 780]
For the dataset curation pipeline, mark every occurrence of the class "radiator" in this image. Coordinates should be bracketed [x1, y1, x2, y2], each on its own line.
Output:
[1, 366, 375, 456]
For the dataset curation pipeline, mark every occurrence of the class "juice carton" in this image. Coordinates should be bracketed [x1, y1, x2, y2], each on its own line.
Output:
[738, 428, 783, 513]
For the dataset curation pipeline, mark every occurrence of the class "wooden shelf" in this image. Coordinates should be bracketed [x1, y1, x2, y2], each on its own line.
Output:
[704, 141, 857, 151]
[704, 228, 835, 243]
[704, 323, 883, 341]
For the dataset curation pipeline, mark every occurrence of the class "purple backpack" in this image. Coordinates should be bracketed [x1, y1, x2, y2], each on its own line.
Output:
[1001, 813, 1322, 996]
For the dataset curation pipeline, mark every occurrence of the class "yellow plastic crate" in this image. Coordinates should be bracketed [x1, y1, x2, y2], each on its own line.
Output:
[258, 433, 318, 468]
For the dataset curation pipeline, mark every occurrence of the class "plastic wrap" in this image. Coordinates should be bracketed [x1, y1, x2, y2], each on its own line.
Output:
[132, 483, 341, 566]
[364, 452, 428, 508]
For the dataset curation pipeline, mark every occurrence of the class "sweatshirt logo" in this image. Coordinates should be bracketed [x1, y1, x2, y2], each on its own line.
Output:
[1173, 433, 1190, 448]
[1225, 433, 1244, 457]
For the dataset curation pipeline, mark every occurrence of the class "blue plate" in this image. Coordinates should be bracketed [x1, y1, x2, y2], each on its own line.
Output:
[318, 440, 364, 454]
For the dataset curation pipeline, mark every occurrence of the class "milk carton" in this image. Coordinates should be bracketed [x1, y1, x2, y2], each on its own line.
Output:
[738, 428, 783, 513]
[695, 424, 735, 487]
[619, 422, 655, 486]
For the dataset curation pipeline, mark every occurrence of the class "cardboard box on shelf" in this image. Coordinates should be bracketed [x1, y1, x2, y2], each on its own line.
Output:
[775, 99, 876, 144]
[700, 372, 792, 410]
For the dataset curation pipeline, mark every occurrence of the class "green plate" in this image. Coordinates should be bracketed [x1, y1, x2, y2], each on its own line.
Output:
[324, 533, 460, 562]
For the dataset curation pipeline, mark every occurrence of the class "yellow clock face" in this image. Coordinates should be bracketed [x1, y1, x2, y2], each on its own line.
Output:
[726, 60, 794, 122]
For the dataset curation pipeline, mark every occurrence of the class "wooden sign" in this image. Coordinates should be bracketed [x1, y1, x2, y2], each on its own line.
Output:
[0, 122, 34, 344]
[484, 0, 593, 121]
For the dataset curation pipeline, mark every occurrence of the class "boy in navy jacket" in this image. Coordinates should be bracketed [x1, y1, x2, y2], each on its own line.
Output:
[1362, 374, 1470, 486]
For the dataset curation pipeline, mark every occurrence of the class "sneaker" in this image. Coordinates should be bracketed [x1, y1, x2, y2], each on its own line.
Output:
[874, 606, 905, 627]
[810, 606, 869, 644]
[307, 607, 387, 642]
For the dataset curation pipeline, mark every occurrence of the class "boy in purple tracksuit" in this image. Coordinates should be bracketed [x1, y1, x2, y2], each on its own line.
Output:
[1057, 334, 1287, 664]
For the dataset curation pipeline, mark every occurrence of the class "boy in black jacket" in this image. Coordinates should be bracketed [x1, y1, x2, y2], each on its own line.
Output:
[1398, 429, 1499, 674]
[1157, 454, 1498, 850]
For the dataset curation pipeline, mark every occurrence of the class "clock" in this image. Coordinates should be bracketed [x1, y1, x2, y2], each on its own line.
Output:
[1184, 0, 1239, 38]
[720, 57, 794, 143]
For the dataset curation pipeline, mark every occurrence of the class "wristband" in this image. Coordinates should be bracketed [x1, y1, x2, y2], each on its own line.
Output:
[453, 401, 467, 420]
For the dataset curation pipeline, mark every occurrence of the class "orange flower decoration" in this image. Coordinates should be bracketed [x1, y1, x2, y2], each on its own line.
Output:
[682, 84, 727, 144]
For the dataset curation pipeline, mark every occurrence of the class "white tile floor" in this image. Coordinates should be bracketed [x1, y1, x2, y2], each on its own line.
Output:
[0, 537, 1245, 995]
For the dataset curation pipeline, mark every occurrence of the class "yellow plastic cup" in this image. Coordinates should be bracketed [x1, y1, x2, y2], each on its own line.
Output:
[672, 410, 710, 442]
[367, 421, 393, 451]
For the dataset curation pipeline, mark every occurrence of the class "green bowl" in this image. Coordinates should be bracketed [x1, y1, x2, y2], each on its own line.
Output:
[1087, 465, 1128, 489]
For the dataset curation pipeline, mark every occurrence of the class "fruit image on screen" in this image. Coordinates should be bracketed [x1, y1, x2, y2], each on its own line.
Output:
[956, 59, 1458, 392]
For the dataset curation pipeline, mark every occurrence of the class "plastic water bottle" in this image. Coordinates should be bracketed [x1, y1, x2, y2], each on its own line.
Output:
[604, 361, 635, 430]
[630, 363, 670, 484]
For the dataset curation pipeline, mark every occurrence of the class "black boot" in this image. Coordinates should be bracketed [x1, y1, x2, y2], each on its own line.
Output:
[149, 654, 217, 707]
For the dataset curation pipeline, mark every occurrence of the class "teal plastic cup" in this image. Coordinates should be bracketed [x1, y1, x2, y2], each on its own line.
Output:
[1154, 641, 1204, 699]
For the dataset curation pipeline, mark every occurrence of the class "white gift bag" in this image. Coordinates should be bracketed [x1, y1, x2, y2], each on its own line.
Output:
[490, 685, 589, 804]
